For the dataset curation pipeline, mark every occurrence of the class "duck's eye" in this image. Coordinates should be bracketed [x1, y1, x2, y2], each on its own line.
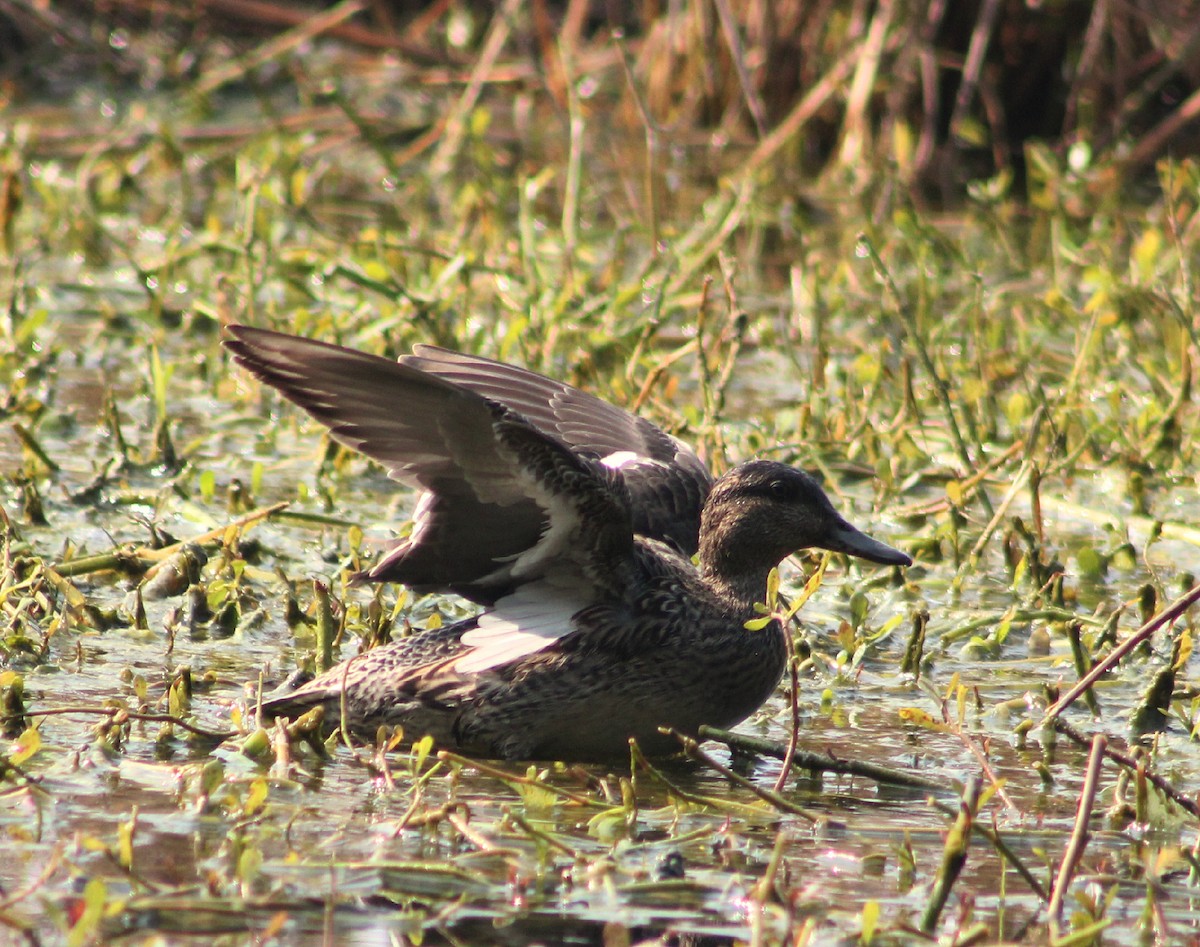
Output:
[768, 480, 792, 500]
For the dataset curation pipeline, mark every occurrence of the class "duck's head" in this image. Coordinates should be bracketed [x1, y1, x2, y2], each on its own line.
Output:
[699, 460, 911, 601]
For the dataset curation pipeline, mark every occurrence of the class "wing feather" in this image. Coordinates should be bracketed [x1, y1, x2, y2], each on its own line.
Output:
[402, 345, 713, 554]
[225, 325, 635, 603]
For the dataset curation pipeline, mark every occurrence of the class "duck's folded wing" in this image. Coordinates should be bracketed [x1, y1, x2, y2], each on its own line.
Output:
[402, 345, 713, 556]
[225, 326, 634, 603]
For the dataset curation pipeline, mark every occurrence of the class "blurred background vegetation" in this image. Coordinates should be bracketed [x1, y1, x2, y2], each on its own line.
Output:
[2, 0, 1198, 202]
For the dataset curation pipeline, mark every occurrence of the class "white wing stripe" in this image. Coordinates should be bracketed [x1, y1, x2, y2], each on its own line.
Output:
[600, 450, 640, 469]
[454, 581, 588, 674]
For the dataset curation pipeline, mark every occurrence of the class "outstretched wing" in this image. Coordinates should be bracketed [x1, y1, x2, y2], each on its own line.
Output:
[225, 325, 634, 604]
[401, 345, 713, 556]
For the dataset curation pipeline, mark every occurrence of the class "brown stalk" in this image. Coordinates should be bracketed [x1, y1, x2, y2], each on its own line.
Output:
[1047, 735, 1106, 934]
[0, 841, 64, 910]
[1124, 86, 1200, 175]
[742, 46, 859, 179]
[429, 0, 519, 178]
[771, 656, 801, 794]
[1042, 583, 1200, 723]
[194, 0, 368, 96]
[839, 0, 895, 166]
[914, 0, 949, 177]
[436, 751, 606, 809]
[613, 28, 661, 249]
[120, 0, 460, 63]
[628, 739, 775, 819]
[948, 0, 1001, 144]
[711, 0, 768, 138]
[666, 729, 821, 822]
[1053, 719, 1200, 819]
[14, 706, 232, 740]
[1062, 0, 1110, 135]
[698, 725, 946, 792]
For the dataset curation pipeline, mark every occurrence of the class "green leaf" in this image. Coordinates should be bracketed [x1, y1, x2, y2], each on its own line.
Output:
[1077, 545, 1106, 578]
[8, 726, 40, 766]
[850, 591, 869, 627]
[898, 707, 950, 732]
[244, 777, 269, 815]
[150, 346, 174, 419]
[765, 567, 780, 608]
[67, 878, 107, 947]
[117, 811, 135, 868]
[1011, 554, 1028, 590]
[411, 734, 434, 772]
[238, 846, 263, 885]
[200, 760, 225, 797]
[586, 806, 629, 844]
[860, 899, 880, 944]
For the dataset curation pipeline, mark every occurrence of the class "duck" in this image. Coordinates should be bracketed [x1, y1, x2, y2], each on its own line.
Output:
[225, 325, 912, 760]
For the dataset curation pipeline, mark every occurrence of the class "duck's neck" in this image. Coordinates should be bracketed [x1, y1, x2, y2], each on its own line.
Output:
[699, 543, 781, 607]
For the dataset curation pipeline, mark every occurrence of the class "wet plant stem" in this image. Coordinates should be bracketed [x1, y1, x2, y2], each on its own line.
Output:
[270, 719, 294, 780]
[900, 609, 928, 676]
[52, 501, 290, 577]
[929, 799, 1048, 902]
[505, 809, 578, 856]
[13, 706, 232, 740]
[11, 422, 60, 473]
[699, 725, 947, 792]
[713, 254, 750, 410]
[1053, 719, 1200, 818]
[965, 457, 1033, 566]
[446, 809, 500, 852]
[667, 729, 822, 822]
[388, 781, 427, 836]
[628, 740, 769, 819]
[333, 654, 366, 761]
[749, 827, 788, 947]
[921, 776, 981, 933]
[941, 606, 1100, 644]
[1065, 622, 1101, 716]
[772, 656, 801, 794]
[1043, 583, 1200, 722]
[0, 840, 64, 910]
[437, 751, 606, 809]
[1048, 734, 1106, 935]
[313, 578, 336, 674]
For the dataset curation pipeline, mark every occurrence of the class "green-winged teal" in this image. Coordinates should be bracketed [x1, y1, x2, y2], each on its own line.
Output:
[226, 325, 911, 760]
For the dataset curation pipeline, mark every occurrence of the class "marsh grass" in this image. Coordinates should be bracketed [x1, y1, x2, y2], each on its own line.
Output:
[0, 6, 1198, 945]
